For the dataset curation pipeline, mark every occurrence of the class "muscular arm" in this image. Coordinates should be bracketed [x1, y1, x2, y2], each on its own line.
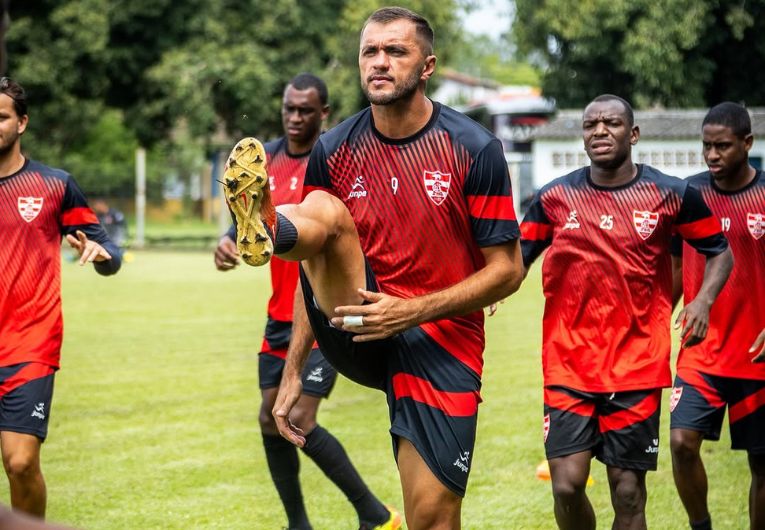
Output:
[674, 247, 733, 347]
[332, 238, 523, 342]
[272, 280, 316, 446]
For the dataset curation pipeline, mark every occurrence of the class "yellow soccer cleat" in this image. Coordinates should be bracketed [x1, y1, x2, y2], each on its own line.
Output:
[222, 137, 275, 266]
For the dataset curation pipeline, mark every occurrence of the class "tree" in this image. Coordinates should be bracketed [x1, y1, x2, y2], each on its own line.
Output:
[513, 0, 765, 108]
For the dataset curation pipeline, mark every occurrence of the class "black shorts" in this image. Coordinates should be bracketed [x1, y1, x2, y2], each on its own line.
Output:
[543, 386, 662, 471]
[258, 348, 337, 398]
[670, 369, 765, 454]
[0, 363, 56, 441]
[300, 262, 481, 497]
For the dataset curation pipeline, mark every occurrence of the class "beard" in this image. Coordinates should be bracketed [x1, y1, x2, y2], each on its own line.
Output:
[0, 131, 19, 157]
[362, 65, 422, 106]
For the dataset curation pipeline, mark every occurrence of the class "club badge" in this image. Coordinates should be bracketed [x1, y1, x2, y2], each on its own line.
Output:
[423, 170, 452, 206]
[18, 197, 44, 222]
[633, 210, 659, 240]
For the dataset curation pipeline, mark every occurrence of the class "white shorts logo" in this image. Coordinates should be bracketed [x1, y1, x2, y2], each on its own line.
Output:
[669, 386, 683, 412]
[31, 402, 46, 420]
[18, 197, 44, 222]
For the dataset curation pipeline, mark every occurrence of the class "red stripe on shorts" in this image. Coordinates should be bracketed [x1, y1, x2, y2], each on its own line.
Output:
[543, 387, 595, 417]
[392, 373, 478, 417]
[0, 363, 55, 398]
[599, 390, 660, 433]
[678, 369, 725, 408]
[729, 387, 765, 424]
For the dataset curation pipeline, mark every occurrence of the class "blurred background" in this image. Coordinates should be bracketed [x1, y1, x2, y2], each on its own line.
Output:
[5, 0, 765, 247]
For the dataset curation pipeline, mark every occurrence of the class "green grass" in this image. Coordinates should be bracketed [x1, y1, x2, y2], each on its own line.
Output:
[4, 251, 750, 528]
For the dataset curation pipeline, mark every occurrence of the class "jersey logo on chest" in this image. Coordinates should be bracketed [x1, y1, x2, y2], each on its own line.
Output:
[423, 170, 451, 206]
[18, 197, 44, 222]
[347, 175, 368, 200]
[633, 210, 659, 240]
[748, 212, 765, 240]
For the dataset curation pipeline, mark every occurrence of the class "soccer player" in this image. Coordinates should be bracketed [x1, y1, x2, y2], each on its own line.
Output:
[222, 7, 523, 529]
[0, 77, 121, 518]
[520, 94, 733, 530]
[669, 102, 765, 530]
[214, 73, 398, 530]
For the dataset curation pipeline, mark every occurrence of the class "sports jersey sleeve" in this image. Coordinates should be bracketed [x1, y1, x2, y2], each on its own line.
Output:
[674, 184, 728, 256]
[463, 138, 520, 246]
[61, 177, 122, 275]
[301, 140, 335, 199]
[520, 190, 552, 268]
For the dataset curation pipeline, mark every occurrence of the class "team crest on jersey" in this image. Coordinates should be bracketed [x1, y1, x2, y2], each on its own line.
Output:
[18, 197, 44, 222]
[423, 170, 451, 206]
[543, 414, 550, 443]
[669, 386, 683, 412]
[748, 212, 765, 240]
[633, 210, 659, 240]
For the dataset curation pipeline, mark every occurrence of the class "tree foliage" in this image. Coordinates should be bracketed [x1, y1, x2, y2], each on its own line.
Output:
[5, 0, 464, 194]
[513, 0, 765, 108]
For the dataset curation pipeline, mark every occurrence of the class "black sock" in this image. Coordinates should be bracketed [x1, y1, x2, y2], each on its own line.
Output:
[690, 516, 712, 530]
[301, 425, 389, 527]
[264, 212, 298, 254]
[262, 433, 312, 530]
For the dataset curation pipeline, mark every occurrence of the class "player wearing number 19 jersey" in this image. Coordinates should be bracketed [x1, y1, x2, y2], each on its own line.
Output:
[521, 95, 731, 530]
[670, 102, 765, 530]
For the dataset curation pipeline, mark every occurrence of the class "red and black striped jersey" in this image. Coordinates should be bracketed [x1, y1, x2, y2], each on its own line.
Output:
[303, 102, 520, 377]
[674, 170, 765, 379]
[226, 137, 309, 356]
[521, 165, 727, 392]
[0, 159, 121, 368]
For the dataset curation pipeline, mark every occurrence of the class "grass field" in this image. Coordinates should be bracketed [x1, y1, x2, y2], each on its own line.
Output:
[4, 250, 750, 529]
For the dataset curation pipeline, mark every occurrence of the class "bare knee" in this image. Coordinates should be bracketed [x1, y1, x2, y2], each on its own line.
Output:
[608, 469, 646, 516]
[551, 477, 587, 505]
[288, 403, 318, 434]
[259, 403, 278, 436]
[3, 451, 40, 482]
[407, 489, 461, 530]
[670, 429, 702, 463]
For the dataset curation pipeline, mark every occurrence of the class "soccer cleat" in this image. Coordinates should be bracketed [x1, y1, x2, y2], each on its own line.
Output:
[222, 137, 276, 266]
[361, 506, 402, 530]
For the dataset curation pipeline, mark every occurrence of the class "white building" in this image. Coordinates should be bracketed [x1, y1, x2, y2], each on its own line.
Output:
[531, 109, 765, 190]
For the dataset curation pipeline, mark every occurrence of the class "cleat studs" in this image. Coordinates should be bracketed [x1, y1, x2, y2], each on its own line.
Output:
[241, 251, 253, 259]
[250, 191, 259, 199]
[262, 250, 272, 258]
[228, 195, 237, 202]
[255, 155, 263, 163]
[240, 236, 250, 245]
[255, 233, 268, 242]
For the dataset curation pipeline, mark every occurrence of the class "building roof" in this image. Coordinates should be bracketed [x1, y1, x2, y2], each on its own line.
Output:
[533, 108, 765, 140]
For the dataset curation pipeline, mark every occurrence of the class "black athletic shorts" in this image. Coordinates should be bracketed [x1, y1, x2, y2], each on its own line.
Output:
[670, 369, 765, 454]
[0, 363, 56, 441]
[259, 348, 337, 398]
[543, 385, 662, 471]
[300, 261, 481, 497]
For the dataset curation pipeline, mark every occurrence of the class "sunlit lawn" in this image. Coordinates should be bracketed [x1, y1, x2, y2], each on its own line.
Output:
[0, 250, 749, 529]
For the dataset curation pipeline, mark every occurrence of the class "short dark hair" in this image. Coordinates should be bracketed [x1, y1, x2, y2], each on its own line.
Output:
[588, 94, 634, 126]
[703, 102, 751, 138]
[0, 77, 27, 117]
[287, 73, 328, 106]
[363, 6, 434, 56]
